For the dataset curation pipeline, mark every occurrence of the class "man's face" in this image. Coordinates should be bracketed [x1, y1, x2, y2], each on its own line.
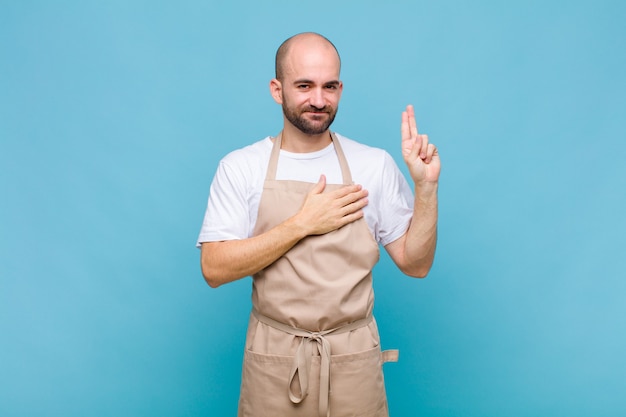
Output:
[277, 42, 343, 135]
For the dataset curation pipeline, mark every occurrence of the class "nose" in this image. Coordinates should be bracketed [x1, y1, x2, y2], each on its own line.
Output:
[309, 87, 325, 109]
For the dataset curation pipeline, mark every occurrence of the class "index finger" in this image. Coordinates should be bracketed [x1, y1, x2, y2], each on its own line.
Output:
[407, 104, 418, 138]
[401, 109, 410, 141]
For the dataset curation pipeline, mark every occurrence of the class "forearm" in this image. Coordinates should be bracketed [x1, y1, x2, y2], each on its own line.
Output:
[201, 217, 308, 288]
[389, 182, 438, 278]
[405, 182, 438, 275]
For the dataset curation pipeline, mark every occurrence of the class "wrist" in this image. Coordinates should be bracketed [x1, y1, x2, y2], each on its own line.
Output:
[414, 181, 438, 197]
[283, 214, 311, 240]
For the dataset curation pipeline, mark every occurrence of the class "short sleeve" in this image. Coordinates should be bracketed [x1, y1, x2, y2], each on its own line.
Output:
[196, 160, 252, 247]
[375, 152, 414, 246]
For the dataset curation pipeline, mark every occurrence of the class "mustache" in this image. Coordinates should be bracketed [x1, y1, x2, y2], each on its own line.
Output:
[302, 105, 332, 113]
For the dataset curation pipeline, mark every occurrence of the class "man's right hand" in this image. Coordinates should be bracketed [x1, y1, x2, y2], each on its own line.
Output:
[290, 174, 369, 236]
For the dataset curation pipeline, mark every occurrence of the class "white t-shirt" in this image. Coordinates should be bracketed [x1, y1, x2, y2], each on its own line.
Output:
[197, 133, 414, 247]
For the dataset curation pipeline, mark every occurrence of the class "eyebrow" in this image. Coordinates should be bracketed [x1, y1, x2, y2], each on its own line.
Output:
[293, 79, 340, 86]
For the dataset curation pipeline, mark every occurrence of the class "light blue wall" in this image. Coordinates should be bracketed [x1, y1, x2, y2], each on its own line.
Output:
[2, 1, 625, 416]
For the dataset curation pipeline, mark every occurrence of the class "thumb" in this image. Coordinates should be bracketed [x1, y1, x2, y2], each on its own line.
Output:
[310, 174, 326, 194]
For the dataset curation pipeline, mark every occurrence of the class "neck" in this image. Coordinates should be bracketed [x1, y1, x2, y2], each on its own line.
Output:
[280, 123, 332, 153]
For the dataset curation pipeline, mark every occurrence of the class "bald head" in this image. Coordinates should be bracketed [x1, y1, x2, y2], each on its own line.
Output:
[275, 32, 341, 81]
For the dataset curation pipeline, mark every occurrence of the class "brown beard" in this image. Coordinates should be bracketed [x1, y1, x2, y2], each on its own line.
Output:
[282, 103, 338, 135]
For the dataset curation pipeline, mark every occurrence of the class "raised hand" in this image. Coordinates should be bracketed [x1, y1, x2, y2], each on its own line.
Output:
[401, 104, 441, 184]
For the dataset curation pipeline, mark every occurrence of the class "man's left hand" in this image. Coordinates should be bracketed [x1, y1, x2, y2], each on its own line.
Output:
[401, 104, 441, 184]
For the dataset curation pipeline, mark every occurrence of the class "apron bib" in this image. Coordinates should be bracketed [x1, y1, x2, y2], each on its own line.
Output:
[238, 132, 398, 417]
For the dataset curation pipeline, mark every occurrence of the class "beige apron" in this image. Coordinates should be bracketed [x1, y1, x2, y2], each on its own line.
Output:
[238, 132, 398, 417]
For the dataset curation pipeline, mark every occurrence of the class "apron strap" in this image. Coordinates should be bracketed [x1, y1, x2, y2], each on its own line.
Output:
[252, 309, 373, 417]
[382, 349, 399, 363]
[330, 132, 353, 185]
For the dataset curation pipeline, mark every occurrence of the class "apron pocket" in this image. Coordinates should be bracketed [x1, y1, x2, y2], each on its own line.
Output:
[328, 345, 390, 417]
[239, 350, 318, 417]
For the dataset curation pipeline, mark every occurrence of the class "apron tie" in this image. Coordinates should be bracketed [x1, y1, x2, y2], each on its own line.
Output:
[253, 309, 373, 417]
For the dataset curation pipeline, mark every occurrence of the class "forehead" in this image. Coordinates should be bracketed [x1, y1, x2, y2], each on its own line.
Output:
[282, 39, 340, 82]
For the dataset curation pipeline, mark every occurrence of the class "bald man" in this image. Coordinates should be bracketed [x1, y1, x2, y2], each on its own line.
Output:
[197, 32, 440, 417]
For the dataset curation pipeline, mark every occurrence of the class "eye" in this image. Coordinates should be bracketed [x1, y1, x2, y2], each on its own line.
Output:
[297, 84, 310, 90]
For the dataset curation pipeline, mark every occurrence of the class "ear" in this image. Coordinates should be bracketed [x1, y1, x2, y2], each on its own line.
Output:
[269, 79, 283, 104]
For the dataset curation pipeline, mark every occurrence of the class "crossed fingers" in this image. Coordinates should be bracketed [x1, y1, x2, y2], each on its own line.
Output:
[401, 105, 437, 163]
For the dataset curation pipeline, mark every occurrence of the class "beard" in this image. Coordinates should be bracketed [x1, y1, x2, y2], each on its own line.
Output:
[282, 102, 338, 135]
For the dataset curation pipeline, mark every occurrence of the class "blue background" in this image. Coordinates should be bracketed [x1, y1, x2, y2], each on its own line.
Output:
[2, 1, 625, 416]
